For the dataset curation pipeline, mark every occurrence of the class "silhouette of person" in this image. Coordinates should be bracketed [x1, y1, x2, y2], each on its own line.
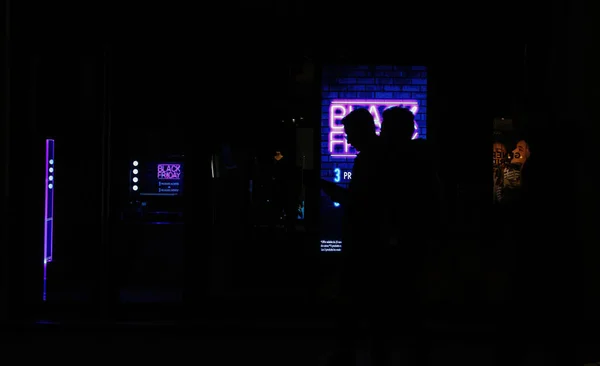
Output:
[269, 148, 296, 231]
[370, 106, 442, 366]
[380, 106, 443, 242]
[320, 108, 385, 366]
[380, 105, 417, 143]
[320, 108, 383, 249]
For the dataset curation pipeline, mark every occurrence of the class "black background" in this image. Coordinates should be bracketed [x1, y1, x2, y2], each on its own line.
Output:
[4, 0, 595, 325]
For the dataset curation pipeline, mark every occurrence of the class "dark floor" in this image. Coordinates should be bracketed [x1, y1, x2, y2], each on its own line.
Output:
[118, 222, 184, 303]
[20, 205, 583, 365]
[3, 317, 573, 365]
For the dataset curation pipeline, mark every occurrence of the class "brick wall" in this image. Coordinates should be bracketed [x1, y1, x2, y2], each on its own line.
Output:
[320, 65, 428, 209]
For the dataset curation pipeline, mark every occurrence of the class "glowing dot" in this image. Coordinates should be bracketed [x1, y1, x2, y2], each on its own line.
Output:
[132, 169, 138, 174]
[48, 184, 53, 189]
[49, 159, 54, 165]
[49, 176, 53, 181]
[132, 185, 138, 191]
[133, 160, 139, 166]
[132, 177, 138, 183]
[49, 167, 53, 173]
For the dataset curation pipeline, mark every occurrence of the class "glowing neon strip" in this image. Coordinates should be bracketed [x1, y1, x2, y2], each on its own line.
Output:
[331, 99, 420, 105]
[328, 99, 421, 158]
[43, 139, 55, 301]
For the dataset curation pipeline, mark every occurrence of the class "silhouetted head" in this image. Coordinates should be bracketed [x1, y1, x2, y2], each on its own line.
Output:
[341, 108, 376, 152]
[381, 107, 416, 144]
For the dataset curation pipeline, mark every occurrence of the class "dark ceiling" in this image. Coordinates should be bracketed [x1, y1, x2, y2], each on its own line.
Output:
[9, 0, 564, 142]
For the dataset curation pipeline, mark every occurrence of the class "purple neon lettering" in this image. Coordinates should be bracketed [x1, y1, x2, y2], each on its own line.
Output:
[328, 99, 420, 157]
[157, 164, 181, 180]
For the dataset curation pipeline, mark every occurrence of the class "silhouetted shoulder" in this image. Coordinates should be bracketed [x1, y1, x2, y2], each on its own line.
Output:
[410, 139, 434, 160]
[411, 138, 430, 150]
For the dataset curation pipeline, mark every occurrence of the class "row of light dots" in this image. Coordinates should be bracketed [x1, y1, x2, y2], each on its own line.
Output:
[132, 160, 139, 191]
[48, 159, 54, 189]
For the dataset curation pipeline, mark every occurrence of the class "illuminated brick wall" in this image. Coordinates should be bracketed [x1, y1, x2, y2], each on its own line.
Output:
[320, 65, 428, 210]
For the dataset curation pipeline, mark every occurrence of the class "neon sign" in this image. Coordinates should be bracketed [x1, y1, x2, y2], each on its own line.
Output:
[328, 99, 420, 158]
[157, 164, 181, 180]
[43, 139, 55, 301]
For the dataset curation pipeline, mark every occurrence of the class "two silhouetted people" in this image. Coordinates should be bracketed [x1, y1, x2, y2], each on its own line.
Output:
[322, 106, 442, 366]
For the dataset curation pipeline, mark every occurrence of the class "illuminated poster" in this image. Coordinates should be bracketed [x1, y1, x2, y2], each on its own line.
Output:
[130, 161, 184, 197]
[493, 118, 530, 205]
[493, 141, 508, 203]
[320, 65, 427, 252]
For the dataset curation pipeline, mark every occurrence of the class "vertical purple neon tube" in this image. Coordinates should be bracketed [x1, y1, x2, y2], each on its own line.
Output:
[43, 139, 55, 301]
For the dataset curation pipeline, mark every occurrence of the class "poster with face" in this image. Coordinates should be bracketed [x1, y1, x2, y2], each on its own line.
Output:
[493, 138, 530, 204]
[511, 140, 530, 165]
[493, 142, 507, 203]
[493, 118, 532, 205]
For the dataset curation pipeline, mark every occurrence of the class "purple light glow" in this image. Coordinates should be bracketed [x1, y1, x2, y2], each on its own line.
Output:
[43, 139, 55, 301]
[157, 164, 181, 180]
[328, 99, 420, 157]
